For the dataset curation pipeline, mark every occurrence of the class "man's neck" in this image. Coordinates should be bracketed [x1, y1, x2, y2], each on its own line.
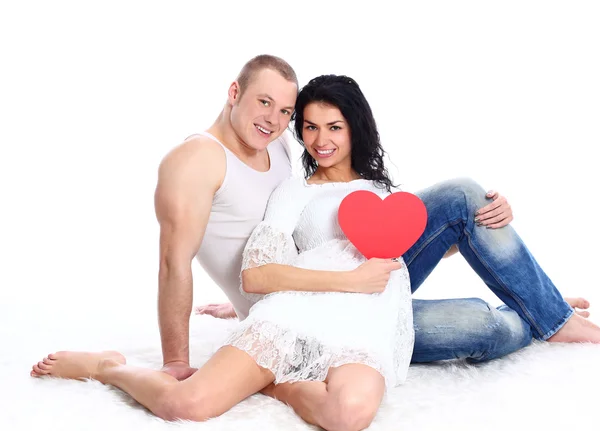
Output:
[206, 110, 271, 172]
[208, 111, 264, 160]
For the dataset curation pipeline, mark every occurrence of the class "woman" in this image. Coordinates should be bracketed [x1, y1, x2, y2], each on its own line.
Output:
[225, 74, 414, 428]
[29, 75, 415, 431]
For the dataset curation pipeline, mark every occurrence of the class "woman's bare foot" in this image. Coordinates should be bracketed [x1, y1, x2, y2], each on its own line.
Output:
[30, 351, 126, 382]
[261, 381, 293, 401]
[260, 382, 277, 398]
[565, 297, 591, 318]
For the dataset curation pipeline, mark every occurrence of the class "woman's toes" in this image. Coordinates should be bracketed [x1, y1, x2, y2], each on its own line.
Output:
[577, 310, 591, 318]
[38, 361, 51, 371]
[33, 364, 48, 375]
[43, 357, 55, 366]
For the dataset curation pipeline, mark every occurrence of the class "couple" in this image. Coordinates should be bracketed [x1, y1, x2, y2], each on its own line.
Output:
[31, 55, 600, 430]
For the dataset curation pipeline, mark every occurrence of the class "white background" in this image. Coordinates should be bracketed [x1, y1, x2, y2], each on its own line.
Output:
[1, 1, 599, 346]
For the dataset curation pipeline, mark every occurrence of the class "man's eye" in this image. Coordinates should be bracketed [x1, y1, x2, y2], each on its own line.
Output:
[260, 100, 270, 107]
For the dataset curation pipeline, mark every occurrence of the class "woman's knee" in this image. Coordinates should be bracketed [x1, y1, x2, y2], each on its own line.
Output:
[154, 386, 213, 422]
[420, 177, 487, 213]
[322, 390, 381, 431]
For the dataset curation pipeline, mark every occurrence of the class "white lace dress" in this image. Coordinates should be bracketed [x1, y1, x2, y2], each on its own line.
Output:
[223, 177, 414, 388]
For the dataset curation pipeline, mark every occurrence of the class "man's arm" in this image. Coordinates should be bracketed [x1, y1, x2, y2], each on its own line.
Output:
[155, 137, 224, 377]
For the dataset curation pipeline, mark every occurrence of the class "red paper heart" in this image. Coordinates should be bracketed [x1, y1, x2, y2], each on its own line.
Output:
[338, 190, 428, 259]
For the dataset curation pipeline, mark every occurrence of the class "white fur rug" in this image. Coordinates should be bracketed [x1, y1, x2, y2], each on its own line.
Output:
[4, 313, 600, 431]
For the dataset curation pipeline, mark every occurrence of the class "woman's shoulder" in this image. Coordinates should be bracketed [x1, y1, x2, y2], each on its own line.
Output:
[264, 176, 313, 224]
[266, 176, 312, 210]
[272, 176, 307, 195]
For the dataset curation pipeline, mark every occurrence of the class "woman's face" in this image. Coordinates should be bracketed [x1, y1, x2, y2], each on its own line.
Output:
[301, 102, 352, 170]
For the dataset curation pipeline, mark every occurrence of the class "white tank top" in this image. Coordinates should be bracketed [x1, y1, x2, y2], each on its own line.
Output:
[195, 131, 293, 320]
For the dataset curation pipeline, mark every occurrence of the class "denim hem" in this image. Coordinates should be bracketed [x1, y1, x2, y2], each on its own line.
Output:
[540, 307, 575, 341]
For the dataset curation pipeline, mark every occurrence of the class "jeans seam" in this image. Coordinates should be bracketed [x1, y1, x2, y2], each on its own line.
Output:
[405, 219, 462, 268]
[462, 228, 546, 339]
[407, 214, 557, 340]
[541, 307, 574, 341]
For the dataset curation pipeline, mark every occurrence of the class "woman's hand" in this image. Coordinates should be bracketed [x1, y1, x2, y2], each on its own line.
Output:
[351, 258, 402, 293]
[475, 190, 514, 229]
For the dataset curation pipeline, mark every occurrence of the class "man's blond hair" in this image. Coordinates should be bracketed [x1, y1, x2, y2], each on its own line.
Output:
[236, 54, 298, 97]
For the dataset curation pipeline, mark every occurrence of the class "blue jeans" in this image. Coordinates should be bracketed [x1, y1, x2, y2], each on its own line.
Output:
[405, 178, 574, 363]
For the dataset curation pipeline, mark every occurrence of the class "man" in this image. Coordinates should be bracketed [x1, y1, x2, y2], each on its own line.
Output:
[155, 54, 599, 382]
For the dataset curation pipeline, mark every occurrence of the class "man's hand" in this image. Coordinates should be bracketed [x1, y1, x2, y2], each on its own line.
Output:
[194, 303, 238, 319]
[475, 190, 513, 229]
[161, 361, 198, 381]
[351, 258, 402, 294]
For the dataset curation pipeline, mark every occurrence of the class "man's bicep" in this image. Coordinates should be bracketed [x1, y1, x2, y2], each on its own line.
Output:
[155, 143, 222, 264]
[156, 188, 213, 265]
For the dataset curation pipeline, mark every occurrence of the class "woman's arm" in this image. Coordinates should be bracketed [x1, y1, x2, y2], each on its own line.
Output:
[242, 258, 401, 295]
[240, 179, 400, 296]
[242, 264, 356, 294]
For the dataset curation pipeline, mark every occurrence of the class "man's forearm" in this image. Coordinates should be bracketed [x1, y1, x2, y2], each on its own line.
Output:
[158, 269, 193, 364]
[243, 264, 355, 295]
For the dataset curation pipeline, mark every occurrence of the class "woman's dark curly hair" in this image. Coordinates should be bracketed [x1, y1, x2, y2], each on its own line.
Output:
[292, 74, 396, 192]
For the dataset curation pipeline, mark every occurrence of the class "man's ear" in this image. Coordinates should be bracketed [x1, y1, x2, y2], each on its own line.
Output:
[227, 81, 241, 105]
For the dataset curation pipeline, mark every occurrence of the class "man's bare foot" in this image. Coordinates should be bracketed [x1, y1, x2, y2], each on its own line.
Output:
[565, 297, 591, 318]
[30, 351, 126, 382]
[548, 311, 600, 344]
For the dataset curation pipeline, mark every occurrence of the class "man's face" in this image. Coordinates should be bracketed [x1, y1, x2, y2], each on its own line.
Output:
[229, 68, 297, 150]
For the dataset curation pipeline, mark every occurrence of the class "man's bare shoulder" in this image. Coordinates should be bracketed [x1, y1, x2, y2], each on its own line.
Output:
[158, 134, 226, 190]
[162, 134, 225, 169]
